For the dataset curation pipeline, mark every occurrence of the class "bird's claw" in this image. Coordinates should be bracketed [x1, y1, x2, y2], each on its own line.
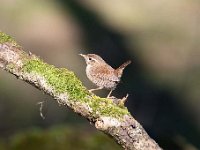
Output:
[88, 89, 95, 95]
[106, 96, 116, 99]
[88, 89, 93, 93]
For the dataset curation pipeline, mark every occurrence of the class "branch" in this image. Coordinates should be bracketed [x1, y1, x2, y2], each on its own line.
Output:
[0, 31, 162, 150]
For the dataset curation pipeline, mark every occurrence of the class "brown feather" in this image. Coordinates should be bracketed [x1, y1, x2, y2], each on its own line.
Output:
[115, 60, 131, 78]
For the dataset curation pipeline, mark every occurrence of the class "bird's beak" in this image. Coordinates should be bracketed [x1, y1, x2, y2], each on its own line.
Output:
[79, 54, 86, 59]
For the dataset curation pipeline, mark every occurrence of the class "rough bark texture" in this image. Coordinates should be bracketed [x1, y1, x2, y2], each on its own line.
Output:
[0, 32, 162, 150]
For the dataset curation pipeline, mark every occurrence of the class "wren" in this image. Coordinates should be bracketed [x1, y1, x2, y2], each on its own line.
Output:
[80, 54, 131, 98]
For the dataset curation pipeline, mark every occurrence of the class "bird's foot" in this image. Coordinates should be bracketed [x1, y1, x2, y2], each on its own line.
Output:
[88, 89, 94, 93]
[88, 90, 95, 96]
[88, 87, 103, 95]
[106, 95, 116, 99]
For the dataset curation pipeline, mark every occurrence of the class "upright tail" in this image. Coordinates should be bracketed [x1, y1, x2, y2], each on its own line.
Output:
[115, 60, 131, 78]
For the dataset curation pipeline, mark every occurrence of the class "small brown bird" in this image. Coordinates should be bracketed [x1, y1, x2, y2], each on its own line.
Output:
[80, 54, 131, 98]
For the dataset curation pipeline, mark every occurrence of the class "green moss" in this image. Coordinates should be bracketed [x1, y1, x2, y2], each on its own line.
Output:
[22, 58, 129, 119]
[22, 58, 89, 100]
[89, 96, 129, 118]
[0, 31, 18, 45]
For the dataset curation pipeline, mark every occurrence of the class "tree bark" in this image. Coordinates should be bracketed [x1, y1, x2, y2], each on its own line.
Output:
[0, 31, 162, 150]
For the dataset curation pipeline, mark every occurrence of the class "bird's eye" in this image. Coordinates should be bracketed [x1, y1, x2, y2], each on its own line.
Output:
[88, 57, 92, 61]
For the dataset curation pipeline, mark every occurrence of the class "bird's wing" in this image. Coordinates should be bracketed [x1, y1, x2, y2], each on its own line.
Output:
[92, 66, 119, 82]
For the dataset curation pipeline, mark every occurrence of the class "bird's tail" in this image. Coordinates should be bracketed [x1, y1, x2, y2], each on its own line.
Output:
[115, 60, 131, 78]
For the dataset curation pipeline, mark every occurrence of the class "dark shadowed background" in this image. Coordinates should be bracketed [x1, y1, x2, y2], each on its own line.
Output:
[0, 0, 200, 150]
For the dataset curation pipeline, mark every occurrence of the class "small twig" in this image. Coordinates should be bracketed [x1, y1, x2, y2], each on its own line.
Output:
[28, 51, 32, 56]
[37, 101, 45, 119]
[110, 94, 129, 106]
[120, 93, 129, 105]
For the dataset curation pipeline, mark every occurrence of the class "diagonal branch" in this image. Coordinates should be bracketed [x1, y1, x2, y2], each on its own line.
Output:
[0, 31, 162, 150]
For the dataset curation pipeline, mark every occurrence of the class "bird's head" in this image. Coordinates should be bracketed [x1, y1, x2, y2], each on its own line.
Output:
[79, 54, 105, 66]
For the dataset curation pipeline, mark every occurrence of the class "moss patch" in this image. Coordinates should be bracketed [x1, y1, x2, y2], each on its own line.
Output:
[22, 58, 129, 119]
[89, 96, 129, 118]
[0, 31, 18, 45]
[22, 58, 89, 100]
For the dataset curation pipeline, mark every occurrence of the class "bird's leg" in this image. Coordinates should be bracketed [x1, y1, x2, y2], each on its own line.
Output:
[89, 87, 103, 93]
[106, 90, 113, 98]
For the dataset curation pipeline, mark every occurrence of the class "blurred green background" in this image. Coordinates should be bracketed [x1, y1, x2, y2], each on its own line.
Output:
[0, 0, 200, 149]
